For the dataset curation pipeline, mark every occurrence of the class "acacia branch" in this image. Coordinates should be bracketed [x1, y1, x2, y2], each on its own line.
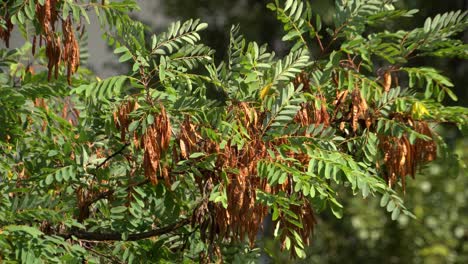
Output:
[62, 218, 190, 241]
[95, 143, 130, 170]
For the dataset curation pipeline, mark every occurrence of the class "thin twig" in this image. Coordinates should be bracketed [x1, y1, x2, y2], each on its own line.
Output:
[61, 218, 190, 241]
[82, 244, 124, 264]
[95, 143, 130, 170]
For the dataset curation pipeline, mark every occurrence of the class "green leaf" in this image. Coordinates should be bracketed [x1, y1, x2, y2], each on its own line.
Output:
[128, 120, 140, 132]
[391, 207, 401, 220]
[331, 203, 343, 219]
[380, 193, 390, 207]
[189, 152, 205, 159]
[111, 206, 127, 214]
[114, 46, 129, 54]
[387, 200, 396, 212]
[195, 23, 208, 31]
[5, 225, 43, 238]
[45, 174, 54, 185]
[119, 52, 133, 62]
[445, 88, 458, 101]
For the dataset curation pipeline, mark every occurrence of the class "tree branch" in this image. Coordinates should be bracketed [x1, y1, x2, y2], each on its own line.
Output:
[96, 143, 130, 170]
[61, 218, 190, 241]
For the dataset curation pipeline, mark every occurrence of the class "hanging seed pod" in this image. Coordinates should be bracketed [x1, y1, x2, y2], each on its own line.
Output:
[383, 71, 392, 92]
[275, 198, 316, 256]
[0, 13, 14, 48]
[61, 98, 79, 126]
[142, 125, 160, 185]
[49, 0, 60, 30]
[62, 16, 80, 84]
[294, 94, 330, 136]
[113, 100, 140, 142]
[178, 116, 201, 159]
[142, 106, 172, 185]
[293, 71, 311, 92]
[350, 88, 368, 132]
[414, 121, 437, 163]
[378, 115, 437, 191]
[36, 0, 51, 34]
[45, 33, 62, 80]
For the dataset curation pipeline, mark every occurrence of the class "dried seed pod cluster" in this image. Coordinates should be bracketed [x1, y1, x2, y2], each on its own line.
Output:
[36, 0, 60, 34]
[378, 114, 437, 191]
[293, 73, 329, 129]
[114, 100, 140, 142]
[61, 16, 80, 84]
[45, 34, 62, 80]
[332, 88, 371, 133]
[298, 69, 438, 193]
[350, 88, 370, 132]
[181, 102, 318, 261]
[32, 0, 80, 83]
[185, 103, 271, 247]
[142, 106, 171, 185]
[295, 94, 330, 130]
[114, 101, 172, 186]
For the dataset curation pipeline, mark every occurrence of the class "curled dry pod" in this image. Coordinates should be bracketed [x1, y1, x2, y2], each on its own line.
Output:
[378, 116, 437, 191]
[0, 13, 14, 47]
[294, 94, 330, 136]
[185, 102, 321, 253]
[62, 16, 80, 84]
[414, 121, 437, 163]
[45, 33, 62, 80]
[36, 0, 51, 34]
[383, 71, 392, 92]
[113, 100, 139, 142]
[178, 116, 201, 159]
[142, 105, 172, 186]
[351, 88, 368, 132]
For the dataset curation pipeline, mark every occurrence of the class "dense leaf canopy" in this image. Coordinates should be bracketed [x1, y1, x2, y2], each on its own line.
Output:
[0, 0, 466, 263]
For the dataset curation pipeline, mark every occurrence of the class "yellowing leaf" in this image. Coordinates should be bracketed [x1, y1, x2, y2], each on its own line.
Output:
[411, 102, 429, 119]
[260, 83, 272, 100]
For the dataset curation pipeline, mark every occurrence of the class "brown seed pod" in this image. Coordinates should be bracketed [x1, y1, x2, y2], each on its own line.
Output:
[142, 105, 172, 185]
[383, 71, 392, 92]
[45, 33, 62, 81]
[178, 116, 201, 159]
[0, 13, 14, 48]
[36, 0, 51, 34]
[294, 94, 330, 136]
[293, 71, 311, 92]
[378, 116, 437, 191]
[183, 102, 321, 255]
[62, 16, 80, 84]
[351, 88, 368, 132]
[113, 100, 140, 142]
[32, 36, 37, 56]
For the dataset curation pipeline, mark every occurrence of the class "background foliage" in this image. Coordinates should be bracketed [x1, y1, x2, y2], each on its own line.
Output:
[0, 0, 466, 263]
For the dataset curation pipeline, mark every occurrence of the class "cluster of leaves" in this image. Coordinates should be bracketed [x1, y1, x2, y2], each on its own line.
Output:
[0, 0, 467, 262]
